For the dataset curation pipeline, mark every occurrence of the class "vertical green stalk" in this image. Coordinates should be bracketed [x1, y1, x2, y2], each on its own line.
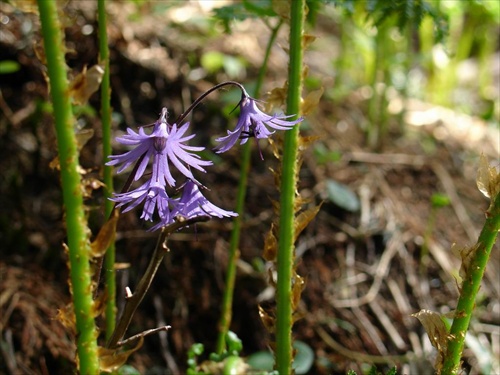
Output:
[276, 2, 304, 374]
[98, 0, 116, 342]
[37, 1, 99, 373]
[216, 19, 283, 354]
[442, 192, 500, 374]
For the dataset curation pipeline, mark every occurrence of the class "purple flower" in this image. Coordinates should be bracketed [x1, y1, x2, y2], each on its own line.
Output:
[214, 94, 303, 154]
[107, 108, 217, 225]
[107, 108, 212, 187]
[110, 181, 174, 223]
[150, 180, 237, 231]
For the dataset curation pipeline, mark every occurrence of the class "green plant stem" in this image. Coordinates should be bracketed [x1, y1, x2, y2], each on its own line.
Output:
[276, 2, 304, 374]
[37, 1, 99, 373]
[215, 19, 283, 354]
[97, 0, 116, 343]
[442, 192, 500, 374]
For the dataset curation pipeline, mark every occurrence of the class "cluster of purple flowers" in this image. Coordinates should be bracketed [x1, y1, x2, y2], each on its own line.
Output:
[107, 86, 302, 231]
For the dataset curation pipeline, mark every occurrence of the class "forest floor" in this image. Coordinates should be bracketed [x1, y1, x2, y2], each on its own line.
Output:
[1, 2, 499, 374]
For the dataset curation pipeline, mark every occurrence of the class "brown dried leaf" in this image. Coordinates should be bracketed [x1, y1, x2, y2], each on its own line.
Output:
[90, 212, 118, 258]
[263, 225, 278, 262]
[476, 154, 500, 201]
[294, 204, 322, 242]
[56, 303, 76, 334]
[258, 305, 275, 334]
[76, 128, 95, 151]
[70, 65, 105, 105]
[92, 292, 107, 319]
[411, 309, 449, 374]
[265, 85, 288, 112]
[299, 135, 321, 150]
[48, 129, 94, 170]
[452, 243, 480, 281]
[98, 337, 144, 373]
[301, 87, 324, 116]
[292, 310, 306, 324]
[302, 34, 317, 49]
[82, 177, 106, 198]
[291, 273, 306, 311]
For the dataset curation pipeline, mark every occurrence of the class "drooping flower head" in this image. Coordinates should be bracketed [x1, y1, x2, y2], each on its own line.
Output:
[214, 92, 303, 155]
[150, 180, 237, 231]
[107, 108, 211, 187]
[107, 108, 230, 228]
[107, 82, 304, 231]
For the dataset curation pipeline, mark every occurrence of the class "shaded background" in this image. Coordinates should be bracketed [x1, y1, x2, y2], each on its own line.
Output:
[0, 1, 499, 374]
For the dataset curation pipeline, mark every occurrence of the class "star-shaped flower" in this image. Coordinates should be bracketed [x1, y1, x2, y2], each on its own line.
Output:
[107, 108, 212, 187]
[214, 94, 303, 154]
[150, 180, 237, 231]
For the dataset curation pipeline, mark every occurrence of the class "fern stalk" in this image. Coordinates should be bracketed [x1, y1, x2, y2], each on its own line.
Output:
[216, 19, 283, 354]
[97, 0, 116, 342]
[442, 192, 500, 374]
[37, 0, 99, 372]
[276, 1, 305, 373]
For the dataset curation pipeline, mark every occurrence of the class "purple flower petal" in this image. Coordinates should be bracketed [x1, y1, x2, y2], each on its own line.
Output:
[215, 95, 303, 153]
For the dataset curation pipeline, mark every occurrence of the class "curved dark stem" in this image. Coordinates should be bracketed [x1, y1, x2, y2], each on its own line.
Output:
[106, 215, 209, 349]
[174, 81, 247, 125]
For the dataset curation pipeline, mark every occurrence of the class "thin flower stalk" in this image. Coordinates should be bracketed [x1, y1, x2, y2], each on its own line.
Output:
[215, 19, 284, 354]
[37, 1, 99, 373]
[107, 217, 208, 349]
[276, 1, 305, 374]
[442, 191, 500, 374]
[97, 0, 116, 342]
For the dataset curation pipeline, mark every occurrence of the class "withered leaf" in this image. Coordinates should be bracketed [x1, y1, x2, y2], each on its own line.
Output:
[70, 65, 105, 105]
[263, 225, 278, 262]
[302, 34, 317, 49]
[48, 128, 94, 170]
[476, 154, 500, 207]
[265, 85, 288, 112]
[82, 177, 106, 198]
[56, 303, 76, 334]
[293, 204, 322, 242]
[76, 128, 95, 151]
[299, 135, 321, 151]
[301, 87, 324, 116]
[258, 305, 275, 334]
[90, 211, 118, 258]
[411, 309, 449, 374]
[451, 243, 480, 282]
[291, 273, 306, 311]
[98, 337, 144, 373]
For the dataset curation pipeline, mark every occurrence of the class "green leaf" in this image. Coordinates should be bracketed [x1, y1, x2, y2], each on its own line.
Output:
[292, 341, 314, 374]
[431, 193, 450, 208]
[313, 143, 342, 164]
[0, 60, 21, 74]
[326, 179, 360, 212]
[201, 51, 225, 74]
[226, 331, 243, 355]
[246, 351, 274, 371]
[117, 365, 141, 375]
[212, 3, 250, 33]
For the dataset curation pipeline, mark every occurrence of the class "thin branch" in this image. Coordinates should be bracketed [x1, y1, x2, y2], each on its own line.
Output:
[106, 216, 209, 349]
[116, 325, 171, 348]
